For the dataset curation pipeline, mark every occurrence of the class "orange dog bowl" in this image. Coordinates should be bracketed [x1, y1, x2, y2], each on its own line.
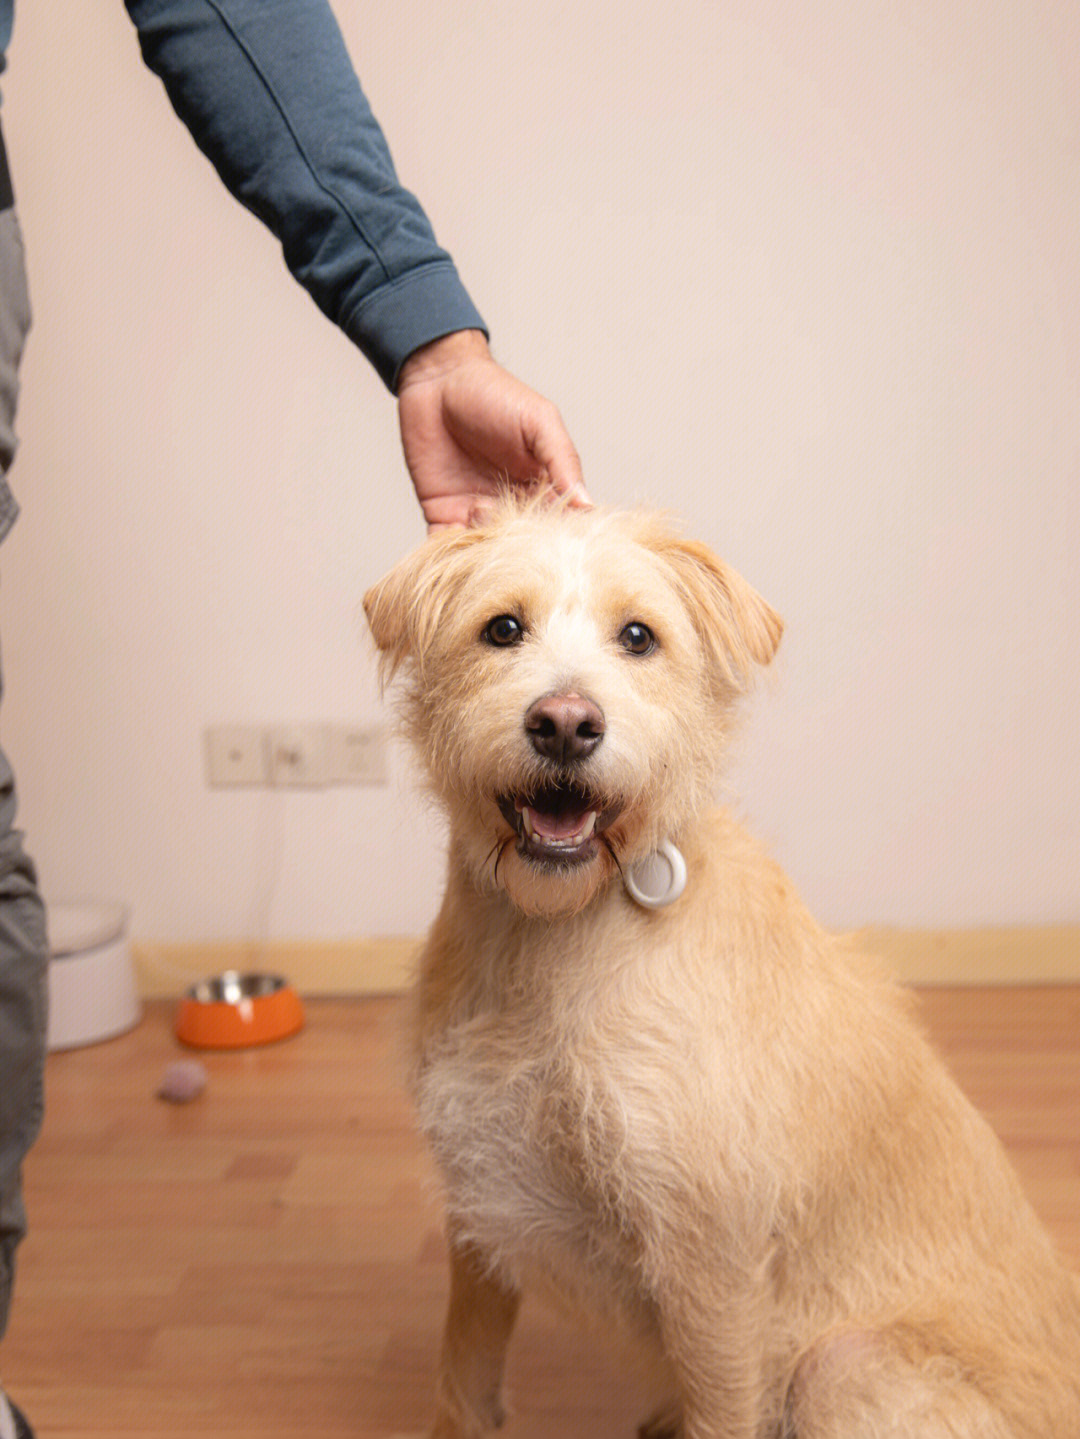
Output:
[175, 971, 304, 1049]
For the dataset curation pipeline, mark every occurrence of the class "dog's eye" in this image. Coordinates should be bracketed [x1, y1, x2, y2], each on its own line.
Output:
[619, 622, 655, 656]
[483, 614, 524, 647]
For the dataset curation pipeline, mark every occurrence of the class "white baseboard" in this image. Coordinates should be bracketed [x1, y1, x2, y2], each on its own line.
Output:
[132, 926, 1080, 999]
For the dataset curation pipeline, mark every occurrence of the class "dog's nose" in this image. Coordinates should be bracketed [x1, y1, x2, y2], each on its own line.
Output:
[525, 693, 605, 763]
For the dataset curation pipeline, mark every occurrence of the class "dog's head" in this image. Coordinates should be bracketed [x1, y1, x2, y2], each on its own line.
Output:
[364, 498, 781, 917]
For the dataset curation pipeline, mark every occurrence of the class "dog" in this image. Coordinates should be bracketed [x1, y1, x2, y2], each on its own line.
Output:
[363, 496, 1080, 1438]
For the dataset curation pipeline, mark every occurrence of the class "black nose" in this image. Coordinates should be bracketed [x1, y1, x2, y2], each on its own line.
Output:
[525, 693, 605, 763]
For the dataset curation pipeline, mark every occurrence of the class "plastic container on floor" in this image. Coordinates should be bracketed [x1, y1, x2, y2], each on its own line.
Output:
[46, 899, 141, 1051]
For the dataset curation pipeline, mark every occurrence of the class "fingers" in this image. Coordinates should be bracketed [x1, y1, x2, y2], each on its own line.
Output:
[518, 396, 590, 508]
[397, 336, 592, 530]
[423, 494, 511, 534]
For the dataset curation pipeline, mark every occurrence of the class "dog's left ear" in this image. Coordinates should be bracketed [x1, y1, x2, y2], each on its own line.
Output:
[657, 537, 783, 692]
[363, 527, 489, 683]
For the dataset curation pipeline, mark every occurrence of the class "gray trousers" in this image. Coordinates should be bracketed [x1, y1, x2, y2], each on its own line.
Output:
[0, 205, 49, 1343]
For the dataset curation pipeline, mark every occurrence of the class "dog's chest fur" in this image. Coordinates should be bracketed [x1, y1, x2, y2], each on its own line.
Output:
[412, 905, 665, 1325]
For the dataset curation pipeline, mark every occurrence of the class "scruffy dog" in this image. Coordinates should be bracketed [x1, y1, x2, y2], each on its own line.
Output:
[364, 497, 1080, 1439]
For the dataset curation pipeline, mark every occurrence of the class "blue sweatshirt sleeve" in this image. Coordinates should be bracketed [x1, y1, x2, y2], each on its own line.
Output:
[123, 0, 487, 391]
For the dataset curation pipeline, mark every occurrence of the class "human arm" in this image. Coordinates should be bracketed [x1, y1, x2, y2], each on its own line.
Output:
[124, 1, 590, 526]
[123, 0, 485, 392]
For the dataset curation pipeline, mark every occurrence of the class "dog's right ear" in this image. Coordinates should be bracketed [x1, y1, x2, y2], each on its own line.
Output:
[363, 528, 489, 683]
[652, 535, 784, 694]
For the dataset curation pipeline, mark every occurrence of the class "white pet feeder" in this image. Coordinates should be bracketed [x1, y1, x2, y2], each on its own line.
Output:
[47, 899, 141, 1051]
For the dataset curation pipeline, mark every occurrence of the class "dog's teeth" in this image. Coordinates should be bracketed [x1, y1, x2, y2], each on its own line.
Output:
[581, 811, 598, 840]
[522, 807, 536, 839]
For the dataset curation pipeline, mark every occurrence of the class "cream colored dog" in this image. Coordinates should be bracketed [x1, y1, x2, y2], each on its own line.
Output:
[364, 497, 1080, 1439]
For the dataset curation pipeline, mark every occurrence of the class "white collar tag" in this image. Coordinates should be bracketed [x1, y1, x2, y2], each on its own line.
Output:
[623, 838, 687, 910]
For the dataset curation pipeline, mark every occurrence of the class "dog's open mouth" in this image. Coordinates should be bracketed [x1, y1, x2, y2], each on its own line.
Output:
[497, 784, 621, 867]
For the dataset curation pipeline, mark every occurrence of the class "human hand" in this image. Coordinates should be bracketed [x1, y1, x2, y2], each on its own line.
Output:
[396, 331, 590, 530]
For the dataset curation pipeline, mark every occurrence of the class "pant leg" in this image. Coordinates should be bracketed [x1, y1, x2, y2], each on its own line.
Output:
[0, 205, 28, 537]
[0, 735, 47, 1343]
[0, 203, 47, 1343]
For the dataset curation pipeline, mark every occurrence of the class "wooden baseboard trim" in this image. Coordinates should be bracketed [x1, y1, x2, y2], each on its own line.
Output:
[132, 926, 1080, 999]
[859, 925, 1080, 986]
[132, 937, 422, 1000]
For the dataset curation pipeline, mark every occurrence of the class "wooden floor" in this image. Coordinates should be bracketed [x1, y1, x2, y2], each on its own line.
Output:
[3, 989, 1079, 1438]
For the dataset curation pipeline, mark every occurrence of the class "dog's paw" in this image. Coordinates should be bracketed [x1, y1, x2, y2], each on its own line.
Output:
[637, 1403, 683, 1439]
[429, 1390, 507, 1439]
[429, 1417, 487, 1439]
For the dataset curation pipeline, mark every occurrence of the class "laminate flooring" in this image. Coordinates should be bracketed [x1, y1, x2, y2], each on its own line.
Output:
[4, 989, 1079, 1437]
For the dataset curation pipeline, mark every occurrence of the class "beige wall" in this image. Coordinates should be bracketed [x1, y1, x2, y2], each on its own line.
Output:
[1, 2, 1077, 955]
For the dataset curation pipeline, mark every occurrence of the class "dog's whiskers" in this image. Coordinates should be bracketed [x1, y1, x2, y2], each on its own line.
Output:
[600, 831, 624, 880]
[491, 835, 514, 889]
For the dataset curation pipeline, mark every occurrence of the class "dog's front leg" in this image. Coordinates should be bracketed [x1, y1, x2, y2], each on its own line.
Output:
[654, 1270, 766, 1439]
[430, 1236, 521, 1439]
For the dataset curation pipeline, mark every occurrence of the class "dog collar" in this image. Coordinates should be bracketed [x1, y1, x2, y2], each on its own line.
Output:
[623, 839, 687, 909]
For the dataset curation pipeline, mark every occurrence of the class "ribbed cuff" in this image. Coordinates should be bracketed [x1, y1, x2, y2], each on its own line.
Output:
[340, 261, 487, 393]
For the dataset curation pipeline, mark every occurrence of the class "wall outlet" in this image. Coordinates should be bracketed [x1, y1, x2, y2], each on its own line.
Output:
[203, 722, 388, 788]
[204, 725, 269, 787]
[327, 724, 388, 785]
[267, 724, 331, 788]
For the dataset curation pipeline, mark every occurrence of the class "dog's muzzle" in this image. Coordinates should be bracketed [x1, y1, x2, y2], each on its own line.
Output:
[496, 691, 622, 867]
[497, 783, 622, 867]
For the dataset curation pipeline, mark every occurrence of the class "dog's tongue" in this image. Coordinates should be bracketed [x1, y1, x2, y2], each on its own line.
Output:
[525, 801, 592, 840]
